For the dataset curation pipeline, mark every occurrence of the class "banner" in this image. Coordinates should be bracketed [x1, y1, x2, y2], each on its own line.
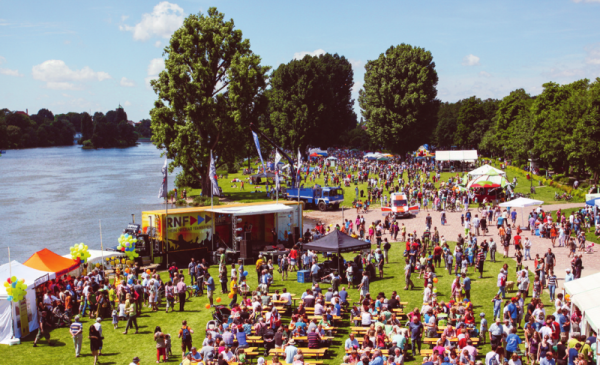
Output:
[18, 298, 29, 337]
[158, 158, 167, 199]
[275, 151, 282, 190]
[209, 151, 220, 197]
[252, 131, 266, 174]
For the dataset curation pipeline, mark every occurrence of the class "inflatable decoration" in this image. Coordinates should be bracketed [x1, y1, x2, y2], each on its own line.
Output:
[117, 234, 140, 261]
[70, 243, 91, 263]
[4, 277, 27, 302]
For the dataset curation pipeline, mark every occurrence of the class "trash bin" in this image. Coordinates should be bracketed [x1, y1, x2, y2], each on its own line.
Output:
[297, 270, 310, 283]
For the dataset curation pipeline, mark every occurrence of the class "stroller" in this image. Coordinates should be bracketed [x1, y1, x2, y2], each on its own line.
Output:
[212, 305, 231, 326]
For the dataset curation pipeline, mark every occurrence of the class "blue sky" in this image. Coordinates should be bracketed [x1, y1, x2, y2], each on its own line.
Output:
[1, 0, 599, 122]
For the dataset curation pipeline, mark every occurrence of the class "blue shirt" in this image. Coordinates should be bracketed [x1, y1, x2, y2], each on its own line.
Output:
[345, 338, 359, 349]
[493, 299, 502, 311]
[339, 290, 348, 303]
[369, 356, 384, 365]
[556, 313, 568, 332]
[237, 331, 247, 346]
[285, 346, 298, 364]
[540, 358, 555, 365]
[507, 303, 518, 319]
[206, 277, 215, 291]
[463, 277, 471, 290]
[568, 348, 579, 365]
[505, 333, 521, 352]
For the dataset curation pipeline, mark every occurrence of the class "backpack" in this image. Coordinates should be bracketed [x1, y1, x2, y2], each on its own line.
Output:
[182, 327, 192, 342]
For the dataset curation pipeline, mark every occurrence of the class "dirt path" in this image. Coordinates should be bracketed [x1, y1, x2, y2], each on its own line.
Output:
[305, 202, 594, 284]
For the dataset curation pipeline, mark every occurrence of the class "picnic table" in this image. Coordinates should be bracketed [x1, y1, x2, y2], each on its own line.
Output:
[344, 348, 389, 356]
[269, 347, 327, 359]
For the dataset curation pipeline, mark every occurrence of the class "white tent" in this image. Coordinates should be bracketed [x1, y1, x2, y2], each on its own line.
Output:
[565, 273, 600, 343]
[499, 198, 544, 228]
[61, 250, 126, 275]
[435, 150, 478, 162]
[468, 165, 506, 178]
[564, 272, 600, 296]
[0, 261, 54, 345]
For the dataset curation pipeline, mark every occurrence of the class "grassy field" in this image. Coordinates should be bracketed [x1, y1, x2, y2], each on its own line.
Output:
[1, 241, 548, 365]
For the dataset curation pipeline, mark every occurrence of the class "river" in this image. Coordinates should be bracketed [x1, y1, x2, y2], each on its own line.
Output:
[0, 143, 177, 263]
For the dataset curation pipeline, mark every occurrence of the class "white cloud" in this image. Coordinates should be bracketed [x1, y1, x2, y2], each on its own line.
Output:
[572, 0, 600, 3]
[32, 60, 111, 89]
[349, 59, 363, 69]
[0, 56, 23, 76]
[293, 49, 326, 60]
[123, 100, 132, 107]
[585, 44, 600, 65]
[121, 15, 129, 22]
[479, 71, 492, 78]
[155, 40, 162, 48]
[145, 58, 165, 88]
[0, 68, 23, 77]
[120, 77, 136, 87]
[462, 54, 480, 66]
[120, 2, 184, 41]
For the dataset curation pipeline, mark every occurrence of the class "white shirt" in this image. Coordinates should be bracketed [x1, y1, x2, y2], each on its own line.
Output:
[423, 287, 432, 303]
[509, 359, 522, 365]
[93, 322, 102, 337]
[281, 292, 292, 305]
[361, 311, 372, 326]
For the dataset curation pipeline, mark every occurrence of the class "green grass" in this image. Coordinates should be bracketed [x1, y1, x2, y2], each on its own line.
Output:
[1, 241, 549, 364]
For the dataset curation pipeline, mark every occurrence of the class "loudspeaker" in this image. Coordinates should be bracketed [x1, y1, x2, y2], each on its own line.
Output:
[294, 227, 300, 242]
[240, 240, 250, 259]
[244, 232, 252, 240]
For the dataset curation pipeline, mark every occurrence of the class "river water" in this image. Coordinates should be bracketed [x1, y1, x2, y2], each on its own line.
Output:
[0, 143, 176, 263]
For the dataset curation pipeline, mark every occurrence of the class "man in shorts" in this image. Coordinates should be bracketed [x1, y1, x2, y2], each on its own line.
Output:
[33, 311, 52, 347]
[178, 320, 194, 357]
[204, 272, 215, 307]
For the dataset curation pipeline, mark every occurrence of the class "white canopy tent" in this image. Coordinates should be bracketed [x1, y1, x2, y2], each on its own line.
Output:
[435, 150, 478, 162]
[468, 165, 506, 178]
[206, 204, 293, 216]
[61, 250, 126, 275]
[564, 272, 600, 296]
[0, 261, 54, 345]
[498, 198, 544, 229]
[564, 273, 600, 346]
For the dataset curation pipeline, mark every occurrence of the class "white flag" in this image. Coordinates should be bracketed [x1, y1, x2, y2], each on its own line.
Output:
[158, 158, 167, 199]
[275, 150, 282, 190]
[210, 151, 220, 196]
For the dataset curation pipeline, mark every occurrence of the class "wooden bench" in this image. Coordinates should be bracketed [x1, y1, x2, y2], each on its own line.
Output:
[345, 349, 389, 356]
[269, 348, 327, 359]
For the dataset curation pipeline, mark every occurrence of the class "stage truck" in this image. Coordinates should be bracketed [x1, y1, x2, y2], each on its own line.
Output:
[119, 201, 303, 267]
[381, 192, 420, 218]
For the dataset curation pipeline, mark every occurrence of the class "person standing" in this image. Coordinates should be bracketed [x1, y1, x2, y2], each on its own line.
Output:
[123, 296, 138, 334]
[178, 320, 194, 358]
[256, 255, 265, 284]
[408, 316, 423, 355]
[154, 326, 167, 363]
[462, 273, 471, 300]
[358, 271, 370, 301]
[93, 318, 103, 356]
[70, 315, 83, 357]
[33, 311, 52, 347]
[89, 322, 102, 365]
[204, 272, 215, 307]
[219, 264, 228, 294]
[176, 274, 187, 312]
[188, 258, 196, 286]
[229, 277, 238, 308]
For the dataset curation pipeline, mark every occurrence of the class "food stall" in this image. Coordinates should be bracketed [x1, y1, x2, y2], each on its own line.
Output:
[140, 201, 303, 266]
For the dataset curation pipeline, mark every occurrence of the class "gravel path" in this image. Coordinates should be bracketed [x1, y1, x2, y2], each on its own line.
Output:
[305, 202, 594, 285]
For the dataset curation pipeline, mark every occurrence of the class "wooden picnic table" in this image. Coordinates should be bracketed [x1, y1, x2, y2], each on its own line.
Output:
[424, 337, 479, 344]
[344, 349, 389, 355]
[293, 336, 335, 341]
[309, 315, 341, 321]
[267, 361, 324, 365]
[269, 348, 327, 359]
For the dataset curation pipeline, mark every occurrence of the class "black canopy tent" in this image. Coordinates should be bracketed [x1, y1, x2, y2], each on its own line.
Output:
[303, 231, 371, 275]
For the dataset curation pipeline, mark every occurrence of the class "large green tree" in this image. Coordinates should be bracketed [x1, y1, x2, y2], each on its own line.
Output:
[269, 53, 356, 154]
[492, 89, 532, 159]
[150, 7, 269, 195]
[359, 44, 439, 154]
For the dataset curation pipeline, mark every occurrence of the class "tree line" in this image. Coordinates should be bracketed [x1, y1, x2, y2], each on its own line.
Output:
[433, 79, 600, 180]
[0, 107, 152, 150]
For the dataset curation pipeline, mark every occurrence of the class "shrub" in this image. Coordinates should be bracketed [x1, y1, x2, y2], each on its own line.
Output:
[175, 199, 188, 207]
[191, 196, 220, 207]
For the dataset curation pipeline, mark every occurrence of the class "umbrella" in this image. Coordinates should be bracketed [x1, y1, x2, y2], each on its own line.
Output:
[377, 156, 390, 161]
[467, 174, 509, 188]
[470, 181, 501, 188]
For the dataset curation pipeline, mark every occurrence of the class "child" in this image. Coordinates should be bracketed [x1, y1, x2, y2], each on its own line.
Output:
[491, 294, 502, 320]
[165, 333, 172, 359]
[479, 313, 488, 344]
[112, 309, 118, 329]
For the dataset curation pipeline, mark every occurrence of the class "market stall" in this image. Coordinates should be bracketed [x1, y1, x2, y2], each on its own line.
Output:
[303, 231, 371, 276]
[0, 261, 53, 345]
[468, 174, 510, 203]
[498, 197, 544, 229]
[468, 165, 506, 178]
[23, 249, 79, 277]
[61, 249, 126, 275]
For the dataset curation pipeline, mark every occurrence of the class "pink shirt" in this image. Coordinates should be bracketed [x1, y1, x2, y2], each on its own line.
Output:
[176, 281, 186, 292]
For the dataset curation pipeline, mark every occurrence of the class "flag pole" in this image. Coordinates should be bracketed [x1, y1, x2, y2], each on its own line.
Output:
[99, 220, 104, 269]
[165, 161, 169, 267]
[8, 247, 14, 340]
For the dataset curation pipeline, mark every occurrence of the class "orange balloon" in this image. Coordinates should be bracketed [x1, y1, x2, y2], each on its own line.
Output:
[125, 268, 130, 274]
[205, 304, 211, 309]
[433, 277, 438, 283]
[216, 298, 222, 303]
[228, 293, 234, 299]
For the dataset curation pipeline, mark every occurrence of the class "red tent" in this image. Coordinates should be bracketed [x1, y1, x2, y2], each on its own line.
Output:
[23, 248, 79, 277]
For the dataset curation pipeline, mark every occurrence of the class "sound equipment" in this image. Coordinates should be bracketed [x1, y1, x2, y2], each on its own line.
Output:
[240, 240, 250, 259]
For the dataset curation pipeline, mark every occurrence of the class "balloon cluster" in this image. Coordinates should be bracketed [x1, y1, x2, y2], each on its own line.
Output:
[4, 277, 26, 302]
[70, 243, 91, 263]
[117, 234, 139, 261]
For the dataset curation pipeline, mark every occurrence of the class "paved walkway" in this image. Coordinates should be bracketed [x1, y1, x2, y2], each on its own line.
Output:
[305, 202, 594, 287]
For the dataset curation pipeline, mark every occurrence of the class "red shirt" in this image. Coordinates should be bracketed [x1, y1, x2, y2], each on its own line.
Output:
[289, 249, 298, 259]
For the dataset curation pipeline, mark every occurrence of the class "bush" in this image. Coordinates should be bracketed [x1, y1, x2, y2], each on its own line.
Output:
[82, 139, 94, 149]
[175, 199, 188, 207]
[191, 196, 220, 207]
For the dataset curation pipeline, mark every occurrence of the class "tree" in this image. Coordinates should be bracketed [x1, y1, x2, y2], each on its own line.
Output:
[454, 97, 486, 148]
[269, 53, 357, 154]
[150, 7, 269, 195]
[80, 112, 93, 143]
[434, 101, 461, 148]
[135, 119, 152, 138]
[31, 108, 54, 126]
[359, 44, 439, 154]
[492, 89, 532, 159]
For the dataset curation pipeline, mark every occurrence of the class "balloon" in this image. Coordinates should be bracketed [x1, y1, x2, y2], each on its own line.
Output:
[205, 304, 211, 309]
[243, 271, 248, 277]
[433, 277, 438, 283]
[6, 296, 12, 301]
[216, 298, 222, 303]
[70, 243, 91, 263]
[11, 276, 16, 283]
[146, 270, 151, 274]
[125, 268, 130, 274]
[433, 288, 438, 293]
[228, 293, 234, 299]
[5, 277, 26, 302]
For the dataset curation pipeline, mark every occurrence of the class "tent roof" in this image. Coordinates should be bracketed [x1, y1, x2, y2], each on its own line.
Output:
[467, 175, 510, 188]
[0, 261, 54, 299]
[498, 197, 544, 208]
[435, 150, 478, 162]
[251, 172, 277, 178]
[206, 204, 293, 216]
[468, 165, 506, 177]
[62, 250, 125, 266]
[23, 248, 79, 276]
[564, 272, 600, 296]
[572, 289, 600, 312]
[303, 230, 371, 253]
[584, 306, 600, 332]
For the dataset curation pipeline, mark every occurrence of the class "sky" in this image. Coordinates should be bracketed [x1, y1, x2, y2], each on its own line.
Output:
[1, 0, 600, 122]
